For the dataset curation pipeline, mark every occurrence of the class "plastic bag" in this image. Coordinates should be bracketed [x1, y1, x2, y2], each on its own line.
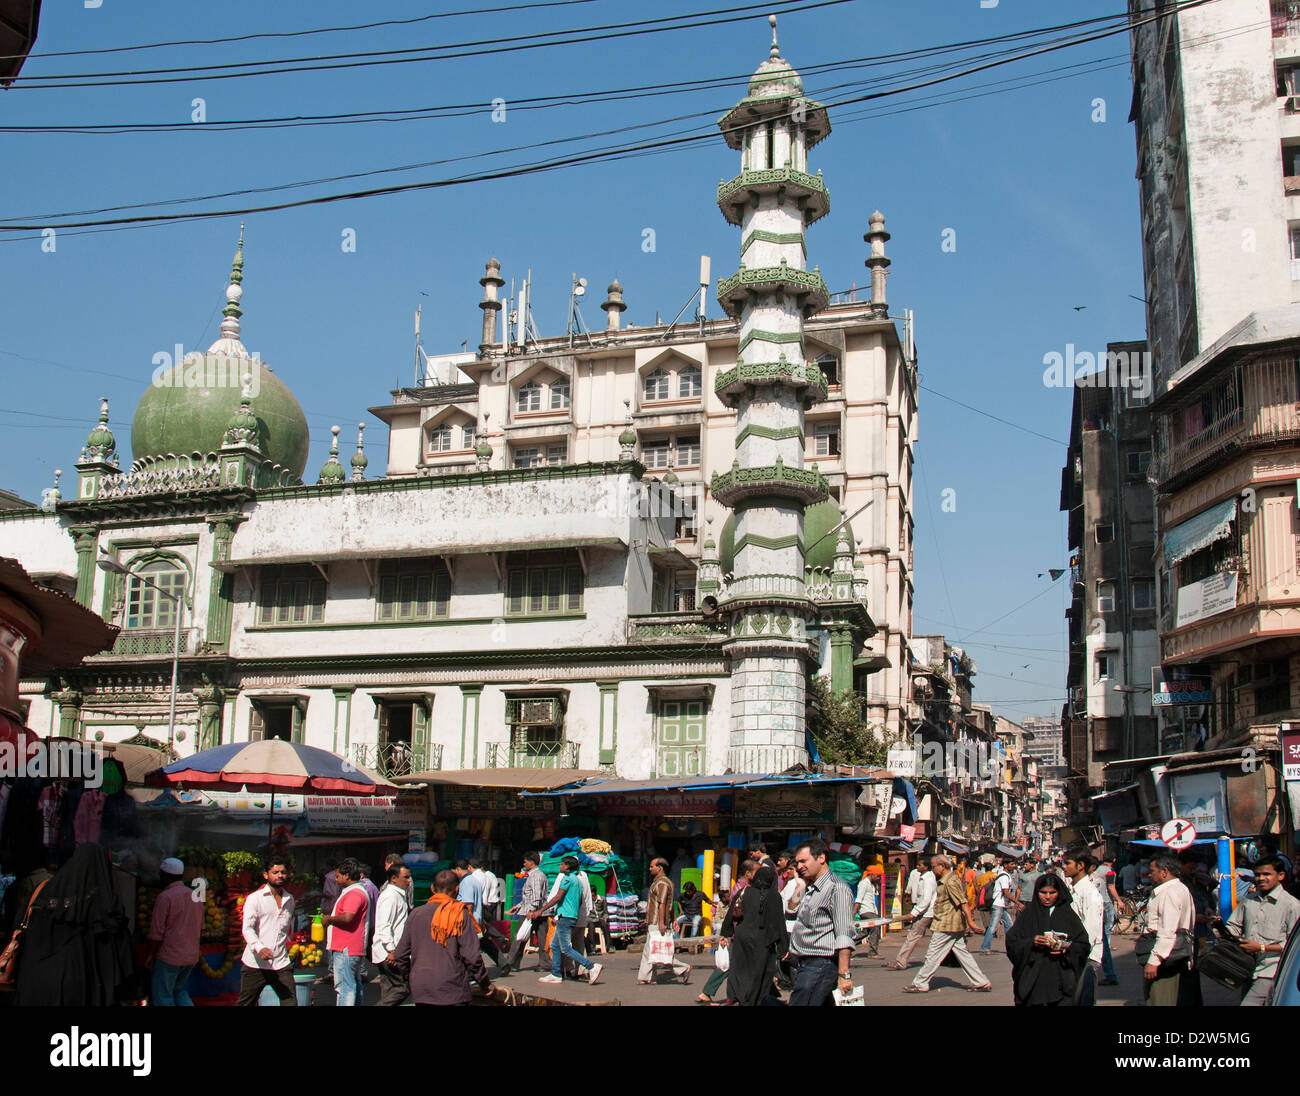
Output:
[715, 944, 730, 972]
[832, 985, 865, 1006]
[646, 928, 675, 965]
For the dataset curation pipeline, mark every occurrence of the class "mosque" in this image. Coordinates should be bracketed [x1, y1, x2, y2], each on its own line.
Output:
[0, 19, 919, 783]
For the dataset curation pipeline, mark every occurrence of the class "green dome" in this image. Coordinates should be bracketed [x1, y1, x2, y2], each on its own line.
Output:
[131, 357, 310, 479]
[719, 499, 851, 574]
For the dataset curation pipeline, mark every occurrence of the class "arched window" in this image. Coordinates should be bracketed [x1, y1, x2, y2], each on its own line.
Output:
[125, 559, 185, 630]
[428, 424, 454, 452]
[678, 367, 702, 399]
[549, 378, 570, 410]
[517, 382, 542, 413]
[643, 370, 669, 402]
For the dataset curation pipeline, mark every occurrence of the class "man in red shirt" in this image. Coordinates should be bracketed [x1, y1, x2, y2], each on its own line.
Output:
[320, 857, 370, 1006]
[145, 857, 203, 1006]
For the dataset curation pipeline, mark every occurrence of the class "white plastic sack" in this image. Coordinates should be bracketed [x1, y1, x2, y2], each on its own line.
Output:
[715, 944, 731, 973]
[832, 985, 865, 1006]
[646, 927, 675, 965]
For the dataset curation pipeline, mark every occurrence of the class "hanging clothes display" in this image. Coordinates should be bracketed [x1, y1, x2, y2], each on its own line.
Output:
[37, 785, 65, 849]
[73, 790, 106, 846]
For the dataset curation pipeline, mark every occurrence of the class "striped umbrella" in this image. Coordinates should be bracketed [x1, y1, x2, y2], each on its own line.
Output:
[150, 739, 399, 844]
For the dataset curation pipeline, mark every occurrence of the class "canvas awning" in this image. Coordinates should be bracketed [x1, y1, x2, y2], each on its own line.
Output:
[393, 767, 606, 791]
[1161, 498, 1236, 565]
[938, 837, 969, 854]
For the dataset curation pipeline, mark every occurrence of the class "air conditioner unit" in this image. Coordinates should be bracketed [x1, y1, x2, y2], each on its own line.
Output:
[511, 698, 560, 724]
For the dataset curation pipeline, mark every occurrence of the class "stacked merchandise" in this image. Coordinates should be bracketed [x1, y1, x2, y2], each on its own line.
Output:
[826, 842, 863, 888]
[401, 852, 449, 906]
[604, 892, 642, 940]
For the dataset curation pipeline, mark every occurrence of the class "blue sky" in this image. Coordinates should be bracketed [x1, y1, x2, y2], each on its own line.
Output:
[0, 0, 1151, 721]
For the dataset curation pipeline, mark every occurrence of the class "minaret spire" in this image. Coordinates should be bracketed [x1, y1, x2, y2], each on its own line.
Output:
[210, 222, 250, 357]
[769, 13, 779, 57]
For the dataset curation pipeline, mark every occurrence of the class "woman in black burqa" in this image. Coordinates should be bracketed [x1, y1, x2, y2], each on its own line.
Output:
[14, 842, 135, 1005]
[1004, 872, 1090, 1006]
[721, 863, 788, 1005]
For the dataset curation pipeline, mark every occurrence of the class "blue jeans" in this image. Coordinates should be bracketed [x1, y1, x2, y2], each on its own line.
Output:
[332, 952, 366, 1006]
[981, 907, 1014, 951]
[1101, 907, 1117, 980]
[551, 917, 594, 978]
[151, 960, 195, 1006]
[675, 914, 702, 938]
[789, 955, 839, 1006]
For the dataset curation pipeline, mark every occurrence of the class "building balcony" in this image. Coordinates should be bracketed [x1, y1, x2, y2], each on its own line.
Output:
[626, 613, 728, 643]
[1274, 2, 1300, 38]
[1161, 597, 1300, 662]
[104, 628, 196, 658]
[1153, 356, 1300, 485]
[484, 740, 580, 769]
[352, 741, 442, 779]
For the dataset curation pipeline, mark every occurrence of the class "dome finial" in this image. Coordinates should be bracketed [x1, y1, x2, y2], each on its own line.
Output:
[350, 422, 368, 480]
[83, 397, 117, 463]
[319, 425, 346, 485]
[769, 13, 779, 58]
[211, 226, 249, 356]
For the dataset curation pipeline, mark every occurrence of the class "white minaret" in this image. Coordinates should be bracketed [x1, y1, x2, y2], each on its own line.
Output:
[713, 15, 832, 772]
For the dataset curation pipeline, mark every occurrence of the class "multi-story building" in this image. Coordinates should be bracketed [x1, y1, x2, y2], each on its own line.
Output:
[1124, 0, 1300, 850]
[1060, 346, 1159, 817]
[1020, 714, 1065, 768]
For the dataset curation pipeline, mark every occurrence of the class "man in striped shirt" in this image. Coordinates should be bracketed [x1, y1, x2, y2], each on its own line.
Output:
[498, 851, 548, 976]
[786, 838, 857, 1005]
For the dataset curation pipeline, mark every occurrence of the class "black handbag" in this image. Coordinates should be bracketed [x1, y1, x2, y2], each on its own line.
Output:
[1197, 936, 1257, 990]
[1135, 928, 1193, 967]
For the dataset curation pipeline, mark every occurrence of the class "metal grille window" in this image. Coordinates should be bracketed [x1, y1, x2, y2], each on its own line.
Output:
[549, 378, 570, 410]
[377, 560, 451, 621]
[125, 560, 186, 630]
[678, 367, 702, 399]
[516, 382, 542, 413]
[257, 567, 325, 626]
[505, 555, 584, 615]
[643, 370, 670, 401]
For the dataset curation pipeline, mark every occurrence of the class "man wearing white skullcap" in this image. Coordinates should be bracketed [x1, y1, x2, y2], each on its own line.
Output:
[146, 857, 204, 1006]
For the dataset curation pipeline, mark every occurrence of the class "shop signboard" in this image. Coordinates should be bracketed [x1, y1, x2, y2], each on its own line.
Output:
[1168, 770, 1227, 834]
[887, 745, 918, 777]
[1281, 724, 1300, 783]
[435, 786, 555, 816]
[305, 794, 427, 833]
[200, 789, 305, 818]
[1152, 664, 1213, 707]
[407, 829, 426, 853]
[1174, 572, 1237, 628]
[734, 785, 837, 825]
[588, 790, 727, 817]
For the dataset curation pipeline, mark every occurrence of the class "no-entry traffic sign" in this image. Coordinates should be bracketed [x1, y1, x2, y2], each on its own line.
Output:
[1161, 817, 1197, 850]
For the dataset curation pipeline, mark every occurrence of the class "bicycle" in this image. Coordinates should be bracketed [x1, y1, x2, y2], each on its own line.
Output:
[1115, 888, 1151, 935]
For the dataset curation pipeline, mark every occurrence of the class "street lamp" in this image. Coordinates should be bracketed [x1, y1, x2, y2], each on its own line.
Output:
[97, 552, 183, 754]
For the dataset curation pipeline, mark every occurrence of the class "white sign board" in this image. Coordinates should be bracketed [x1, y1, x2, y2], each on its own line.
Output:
[1161, 817, 1198, 850]
[887, 746, 918, 778]
[1175, 572, 1238, 628]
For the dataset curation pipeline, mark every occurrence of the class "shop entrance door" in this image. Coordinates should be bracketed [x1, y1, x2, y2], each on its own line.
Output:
[657, 699, 705, 777]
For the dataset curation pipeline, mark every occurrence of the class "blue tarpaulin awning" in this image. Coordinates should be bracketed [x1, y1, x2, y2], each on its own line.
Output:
[996, 843, 1027, 859]
[939, 837, 969, 854]
[1161, 498, 1237, 565]
[519, 771, 881, 798]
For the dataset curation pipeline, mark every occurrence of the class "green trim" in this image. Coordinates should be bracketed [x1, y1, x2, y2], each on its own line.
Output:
[717, 267, 829, 316]
[243, 615, 589, 632]
[733, 533, 803, 554]
[598, 682, 618, 763]
[331, 686, 355, 754]
[107, 534, 201, 548]
[736, 329, 803, 356]
[716, 168, 830, 219]
[0, 509, 51, 523]
[711, 463, 828, 506]
[231, 644, 731, 674]
[460, 685, 483, 768]
[502, 611, 586, 623]
[740, 229, 806, 256]
[255, 459, 645, 503]
[735, 424, 804, 445]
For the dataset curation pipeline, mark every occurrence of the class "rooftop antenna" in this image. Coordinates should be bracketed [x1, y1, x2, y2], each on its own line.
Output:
[665, 255, 711, 338]
[414, 301, 424, 387]
[567, 273, 593, 348]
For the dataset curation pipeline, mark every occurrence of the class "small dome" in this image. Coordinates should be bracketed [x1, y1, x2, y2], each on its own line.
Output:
[619, 424, 638, 447]
[747, 15, 802, 99]
[84, 399, 117, 461]
[318, 426, 346, 485]
[719, 499, 852, 574]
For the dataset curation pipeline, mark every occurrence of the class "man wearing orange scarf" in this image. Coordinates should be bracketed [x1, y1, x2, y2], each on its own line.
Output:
[393, 870, 500, 1006]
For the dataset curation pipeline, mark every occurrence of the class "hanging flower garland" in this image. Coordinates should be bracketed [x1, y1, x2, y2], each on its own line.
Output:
[197, 947, 237, 979]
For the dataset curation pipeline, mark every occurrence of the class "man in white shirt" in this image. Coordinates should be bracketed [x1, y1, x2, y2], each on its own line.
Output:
[853, 870, 881, 956]
[1061, 849, 1103, 1005]
[978, 859, 1018, 954]
[1143, 855, 1196, 1007]
[236, 857, 296, 1006]
[889, 858, 935, 970]
[372, 860, 413, 1005]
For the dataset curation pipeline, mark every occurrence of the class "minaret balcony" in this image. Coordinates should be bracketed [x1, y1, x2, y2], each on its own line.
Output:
[711, 460, 829, 507]
[716, 168, 830, 227]
[714, 357, 828, 405]
[718, 97, 830, 150]
[717, 265, 829, 319]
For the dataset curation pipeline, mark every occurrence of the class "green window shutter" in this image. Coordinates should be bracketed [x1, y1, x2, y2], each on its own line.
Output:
[413, 704, 430, 751]
[434, 570, 451, 617]
[378, 575, 397, 620]
[528, 569, 545, 614]
[291, 705, 305, 744]
[276, 582, 293, 624]
[413, 573, 432, 618]
[507, 570, 525, 614]
[546, 567, 563, 612]
[566, 566, 583, 612]
[308, 579, 325, 623]
[398, 574, 415, 619]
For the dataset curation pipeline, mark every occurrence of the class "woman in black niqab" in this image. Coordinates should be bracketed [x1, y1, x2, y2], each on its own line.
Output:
[722, 863, 788, 1006]
[14, 842, 135, 1006]
[1004, 871, 1089, 1006]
